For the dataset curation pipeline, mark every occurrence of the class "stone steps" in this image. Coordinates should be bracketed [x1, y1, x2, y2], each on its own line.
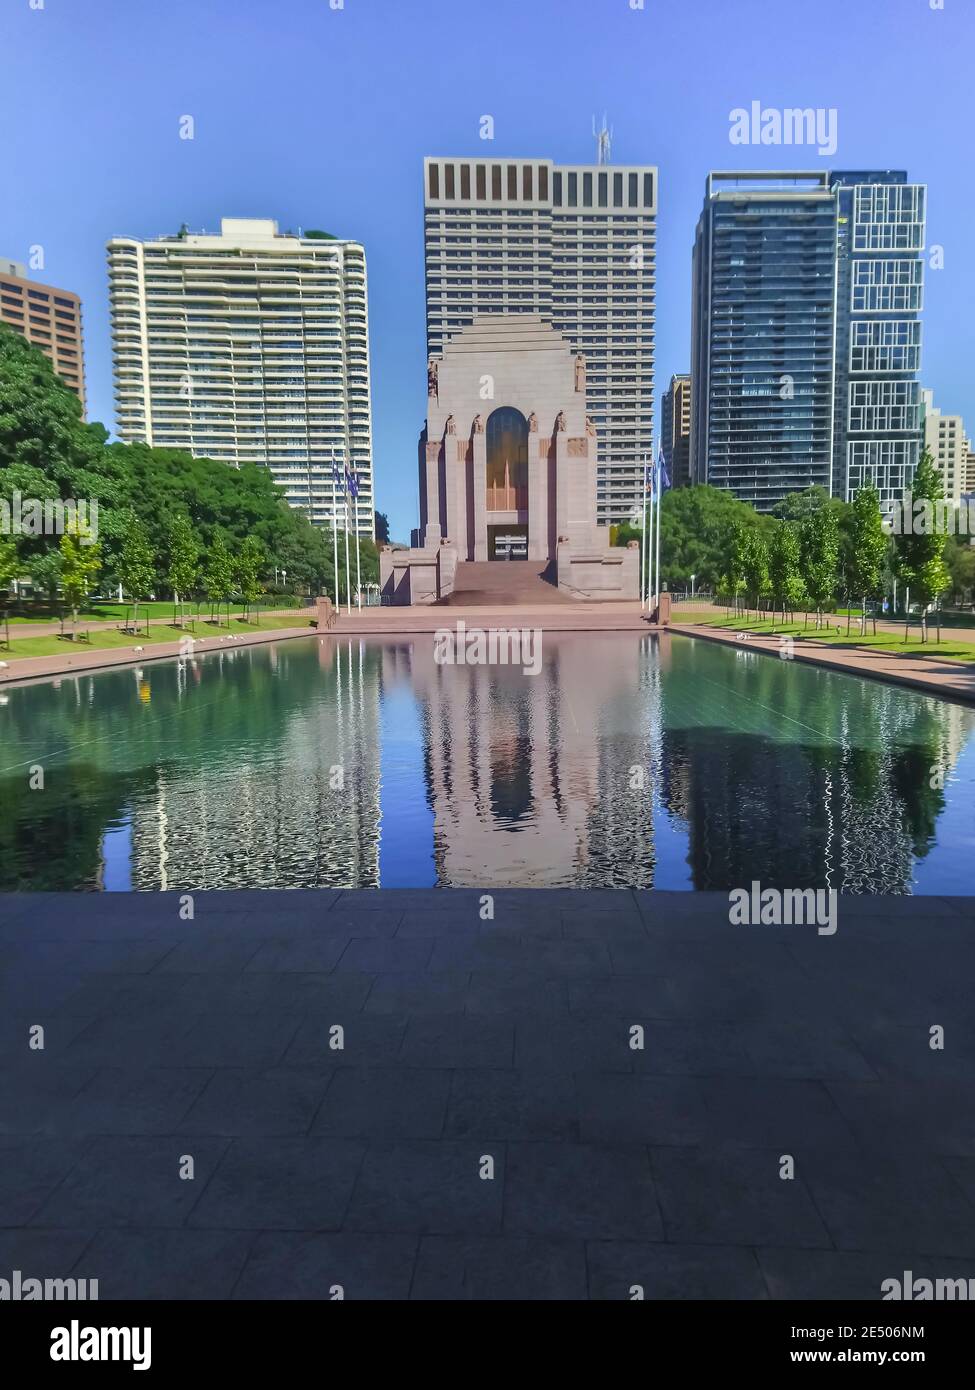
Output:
[443, 561, 573, 606]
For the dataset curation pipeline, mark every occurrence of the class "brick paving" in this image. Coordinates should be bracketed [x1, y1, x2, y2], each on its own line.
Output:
[2, 888, 974, 1300]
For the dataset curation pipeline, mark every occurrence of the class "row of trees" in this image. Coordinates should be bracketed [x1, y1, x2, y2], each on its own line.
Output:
[0, 324, 380, 629]
[616, 454, 963, 642]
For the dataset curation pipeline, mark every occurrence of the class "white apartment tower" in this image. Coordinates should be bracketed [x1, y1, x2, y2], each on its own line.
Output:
[107, 218, 374, 534]
[424, 157, 657, 526]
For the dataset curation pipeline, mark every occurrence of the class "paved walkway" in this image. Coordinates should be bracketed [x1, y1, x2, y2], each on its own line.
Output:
[671, 621, 975, 705]
[1, 887, 974, 1300]
[334, 601, 652, 634]
[0, 622, 317, 688]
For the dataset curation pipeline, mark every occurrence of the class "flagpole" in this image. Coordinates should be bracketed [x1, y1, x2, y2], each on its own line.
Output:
[344, 495, 352, 616]
[331, 451, 339, 613]
[654, 446, 662, 615]
[353, 522, 361, 608]
[646, 468, 655, 611]
[641, 456, 649, 609]
[352, 463, 362, 610]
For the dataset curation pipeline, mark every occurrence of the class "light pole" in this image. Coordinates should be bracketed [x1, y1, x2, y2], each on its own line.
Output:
[690, 573, 696, 599]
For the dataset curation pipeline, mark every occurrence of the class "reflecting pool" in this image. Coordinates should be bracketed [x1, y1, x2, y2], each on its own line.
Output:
[1, 631, 973, 892]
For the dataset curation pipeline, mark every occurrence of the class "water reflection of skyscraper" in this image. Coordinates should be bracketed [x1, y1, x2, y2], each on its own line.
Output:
[128, 641, 382, 890]
[655, 643, 973, 894]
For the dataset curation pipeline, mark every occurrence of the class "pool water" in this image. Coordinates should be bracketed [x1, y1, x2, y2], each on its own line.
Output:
[1, 631, 973, 893]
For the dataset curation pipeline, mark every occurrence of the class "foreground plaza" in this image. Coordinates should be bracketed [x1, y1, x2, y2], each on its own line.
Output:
[2, 887, 975, 1299]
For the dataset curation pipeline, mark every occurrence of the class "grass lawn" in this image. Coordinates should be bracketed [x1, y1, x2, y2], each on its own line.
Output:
[6, 599, 306, 624]
[683, 610, 975, 665]
[0, 614, 312, 662]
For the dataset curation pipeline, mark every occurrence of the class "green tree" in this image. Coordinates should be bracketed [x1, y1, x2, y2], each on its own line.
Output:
[768, 521, 802, 626]
[235, 534, 266, 622]
[800, 505, 839, 630]
[204, 530, 235, 623]
[723, 521, 749, 616]
[844, 484, 889, 635]
[0, 533, 19, 648]
[741, 529, 770, 616]
[164, 511, 200, 628]
[59, 519, 102, 639]
[374, 511, 390, 545]
[29, 547, 63, 609]
[117, 513, 156, 633]
[771, 484, 848, 526]
[894, 450, 951, 642]
[945, 532, 975, 606]
[0, 327, 353, 604]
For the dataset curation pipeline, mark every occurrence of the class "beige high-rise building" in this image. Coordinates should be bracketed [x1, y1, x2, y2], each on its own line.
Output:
[0, 258, 86, 412]
[106, 218, 374, 533]
[965, 445, 975, 496]
[661, 373, 691, 488]
[921, 388, 968, 505]
[423, 156, 657, 526]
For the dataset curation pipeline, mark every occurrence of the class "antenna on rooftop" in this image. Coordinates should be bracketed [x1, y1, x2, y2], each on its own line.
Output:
[592, 113, 612, 165]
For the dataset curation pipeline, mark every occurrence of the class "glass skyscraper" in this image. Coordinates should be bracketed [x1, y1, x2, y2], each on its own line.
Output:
[831, 173, 925, 506]
[691, 171, 925, 511]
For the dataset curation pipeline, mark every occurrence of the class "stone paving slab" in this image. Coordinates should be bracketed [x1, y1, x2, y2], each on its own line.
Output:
[1, 887, 974, 1300]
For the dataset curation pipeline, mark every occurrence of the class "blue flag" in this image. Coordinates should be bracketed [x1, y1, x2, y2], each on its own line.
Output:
[346, 464, 360, 500]
[657, 448, 670, 491]
[332, 457, 345, 490]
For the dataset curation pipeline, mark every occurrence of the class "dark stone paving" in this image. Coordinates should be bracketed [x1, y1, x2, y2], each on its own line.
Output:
[1, 888, 974, 1300]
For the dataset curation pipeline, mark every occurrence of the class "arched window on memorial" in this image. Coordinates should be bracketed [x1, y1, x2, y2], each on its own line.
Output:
[486, 407, 528, 510]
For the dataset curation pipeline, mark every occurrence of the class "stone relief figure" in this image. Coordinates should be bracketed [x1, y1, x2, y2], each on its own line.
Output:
[585, 415, 597, 437]
[555, 410, 567, 433]
[527, 411, 538, 433]
[472, 413, 484, 434]
[427, 360, 438, 397]
[445, 414, 456, 435]
[574, 353, 586, 393]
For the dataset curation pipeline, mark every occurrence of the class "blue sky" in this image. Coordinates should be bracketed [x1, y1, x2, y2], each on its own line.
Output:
[3, 0, 972, 540]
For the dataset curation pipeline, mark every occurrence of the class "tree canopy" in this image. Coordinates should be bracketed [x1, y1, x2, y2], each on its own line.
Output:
[0, 324, 378, 600]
